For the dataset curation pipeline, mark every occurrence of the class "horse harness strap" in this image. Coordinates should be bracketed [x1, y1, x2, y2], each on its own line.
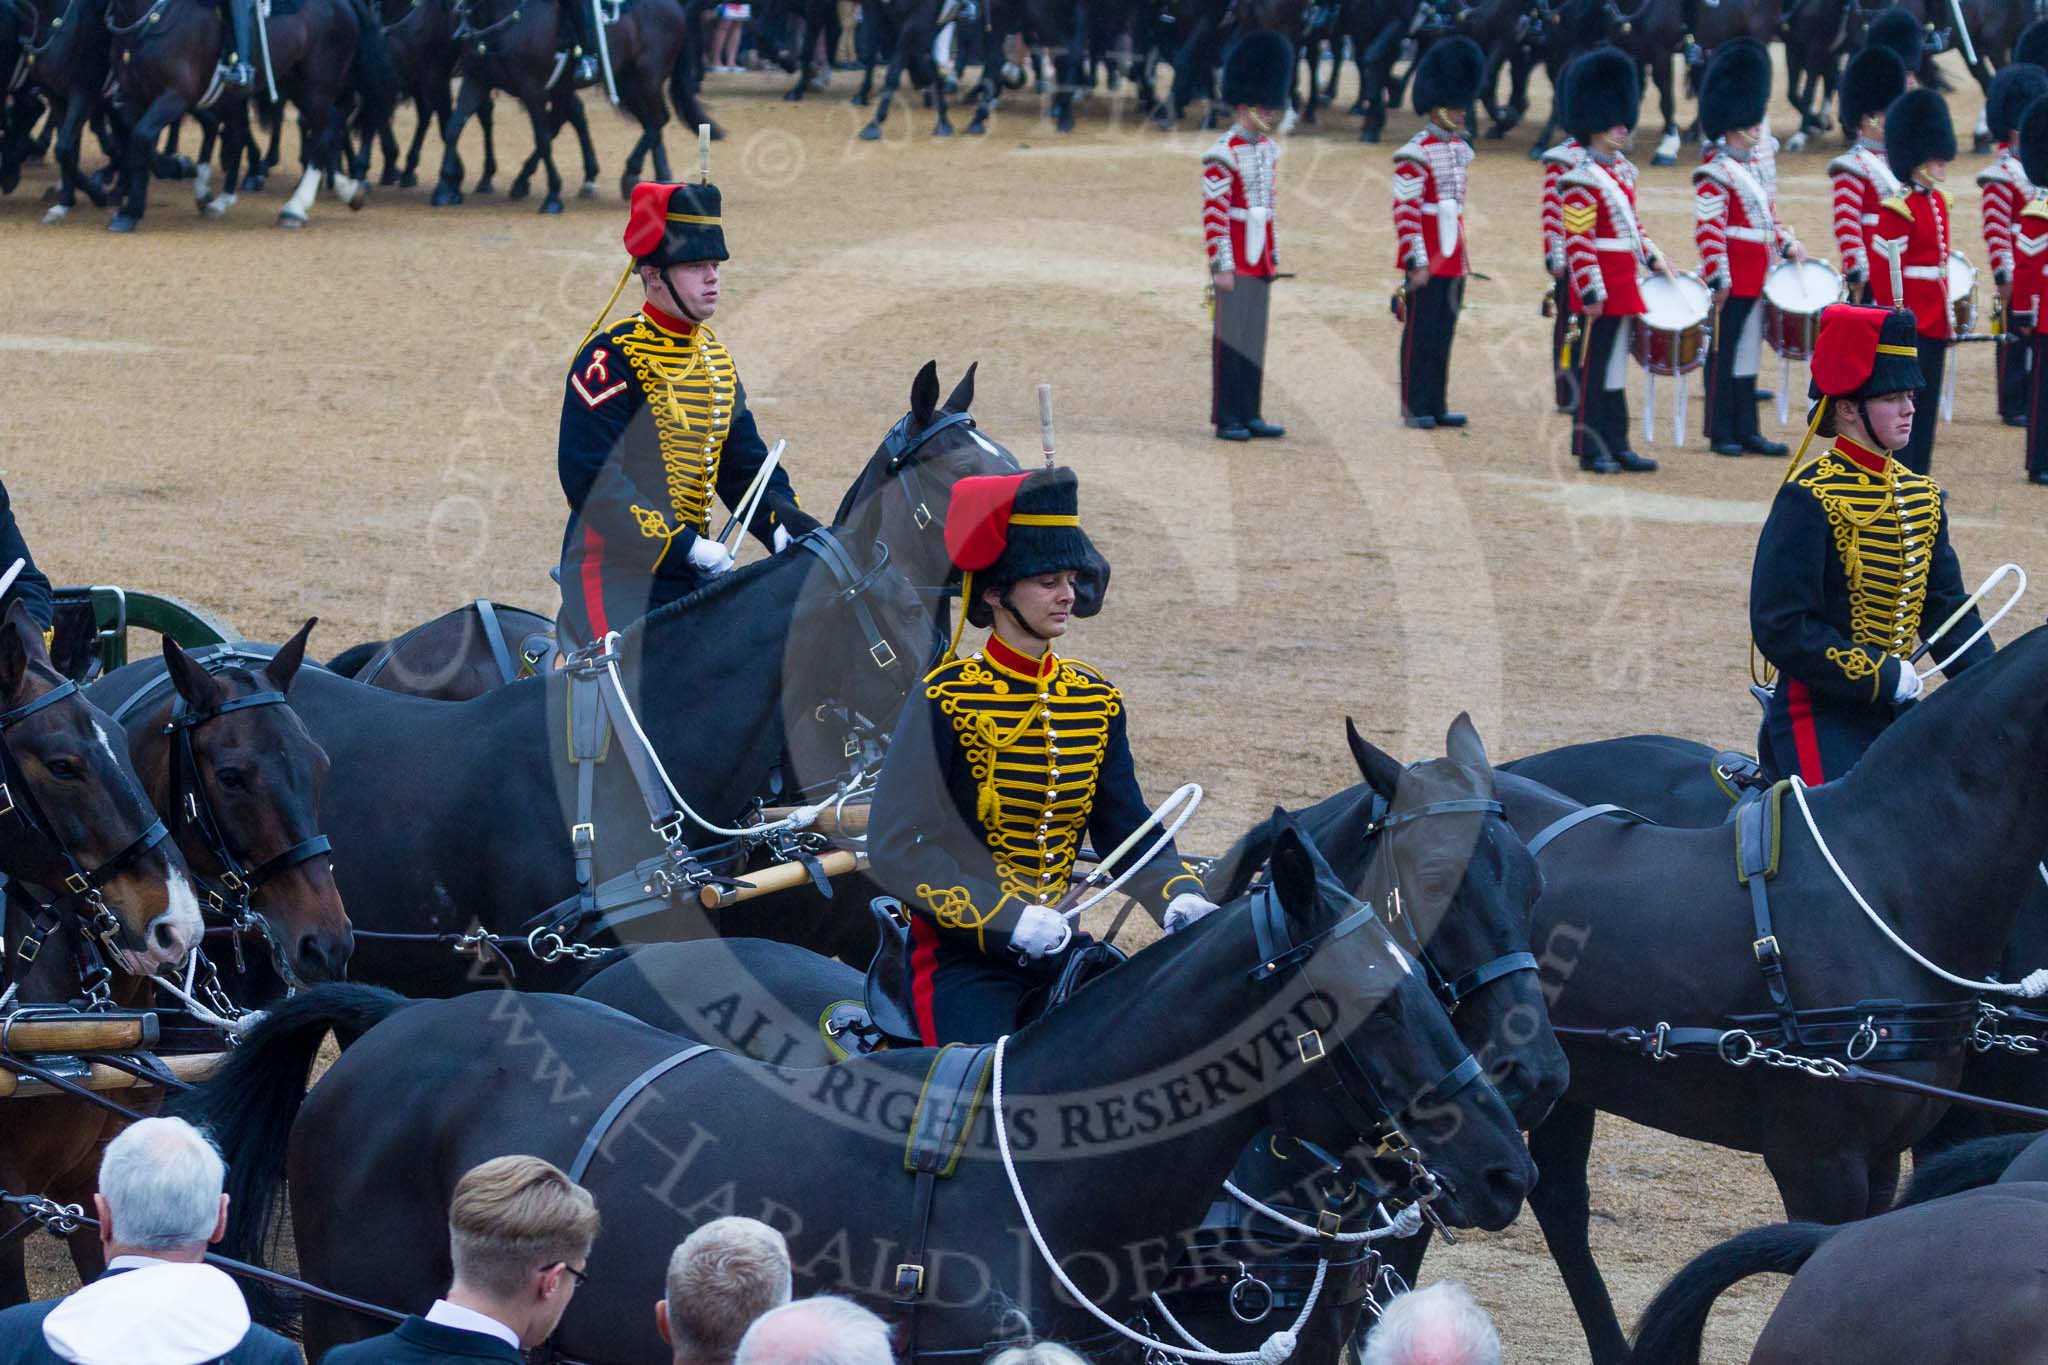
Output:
[164, 689, 332, 917]
[1735, 782, 1801, 1047]
[893, 1042, 996, 1358]
[882, 410, 976, 534]
[793, 528, 903, 677]
[565, 1043, 717, 1184]
[1524, 802, 1656, 858]
[1361, 792, 1534, 1012]
[472, 599, 521, 687]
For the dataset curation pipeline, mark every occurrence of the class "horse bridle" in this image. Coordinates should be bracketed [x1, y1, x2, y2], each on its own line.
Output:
[162, 689, 333, 924]
[0, 679, 171, 971]
[1359, 791, 1539, 1015]
[791, 528, 909, 681]
[877, 409, 982, 537]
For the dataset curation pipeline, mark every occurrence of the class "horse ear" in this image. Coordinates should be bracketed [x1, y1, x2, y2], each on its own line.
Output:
[264, 618, 318, 695]
[1445, 711, 1493, 779]
[942, 361, 978, 414]
[1345, 718, 1405, 801]
[1267, 813, 1329, 929]
[163, 636, 227, 712]
[0, 601, 40, 704]
[910, 361, 942, 426]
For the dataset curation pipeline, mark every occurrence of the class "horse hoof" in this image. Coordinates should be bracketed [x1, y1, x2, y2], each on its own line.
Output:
[107, 214, 138, 233]
[1361, 128, 1381, 144]
[0, 165, 18, 195]
[508, 180, 530, 200]
[243, 173, 265, 192]
[470, 176, 493, 195]
[398, 171, 418, 189]
[1651, 153, 1676, 167]
[204, 194, 233, 217]
[430, 184, 463, 206]
[784, 87, 803, 101]
[540, 196, 562, 215]
[277, 210, 305, 229]
[966, 119, 986, 135]
[1485, 124, 1506, 139]
[851, 93, 868, 106]
[41, 203, 68, 225]
[379, 167, 400, 186]
[346, 184, 367, 210]
[1784, 131, 1807, 153]
[1056, 114, 1074, 134]
[858, 123, 881, 141]
[579, 180, 598, 199]
[934, 121, 953, 137]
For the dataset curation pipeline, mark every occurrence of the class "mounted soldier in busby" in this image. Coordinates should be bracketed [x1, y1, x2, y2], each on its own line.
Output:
[867, 467, 1213, 1046]
[1978, 63, 2048, 428]
[1830, 46, 1910, 305]
[1870, 86, 1959, 475]
[1201, 30, 1290, 444]
[1749, 304, 1992, 786]
[556, 179, 818, 648]
[1392, 35, 1481, 432]
[1695, 38, 1806, 459]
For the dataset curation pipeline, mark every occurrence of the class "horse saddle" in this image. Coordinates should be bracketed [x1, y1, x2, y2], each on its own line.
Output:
[850, 897, 1127, 1056]
[1710, 750, 1776, 811]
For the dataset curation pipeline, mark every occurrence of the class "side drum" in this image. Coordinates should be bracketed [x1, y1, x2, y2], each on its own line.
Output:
[1631, 272, 1712, 377]
[1948, 251, 1978, 337]
[1761, 259, 1842, 361]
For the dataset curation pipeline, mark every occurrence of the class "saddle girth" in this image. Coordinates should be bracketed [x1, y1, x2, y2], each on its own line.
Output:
[893, 1042, 996, 1358]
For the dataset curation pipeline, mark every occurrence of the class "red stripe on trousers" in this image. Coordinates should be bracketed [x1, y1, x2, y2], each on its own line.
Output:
[910, 915, 941, 1047]
[580, 525, 611, 638]
[1785, 679, 1826, 785]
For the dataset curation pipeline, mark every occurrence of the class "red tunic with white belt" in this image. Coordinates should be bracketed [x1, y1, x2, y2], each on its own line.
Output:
[1201, 125, 1279, 280]
[1541, 138, 1584, 276]
[1828, 140, 1901, 283]
[1978, 145, 2035, 289]
[1694, 145, 1796, 297]
[2012, 190, 2048, 327]
[1871, 183, 1953, 339]
[1391, 125, 1472, 278]
[1559, 154, 1660, 316]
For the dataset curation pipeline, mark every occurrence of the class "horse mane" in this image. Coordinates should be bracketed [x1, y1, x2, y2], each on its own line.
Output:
[1844, 622, 2048, 791]
[618, 553, 787, 648]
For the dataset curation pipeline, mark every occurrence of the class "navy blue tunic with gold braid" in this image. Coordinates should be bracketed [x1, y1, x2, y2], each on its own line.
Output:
[1749, 435, 1992, 784]
[556, 303, 808, 644]
[868, 634, 1204, 1046]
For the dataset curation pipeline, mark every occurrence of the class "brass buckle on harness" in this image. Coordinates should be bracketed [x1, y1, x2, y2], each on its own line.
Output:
[1753, 934, 1779, 962]
[0, 782, 14, 817]
[1315, 1210, 1343, 1239]
[63, 872, 88, 895]
[1296, 1029, 1326, 1065]
[893, 1262, 925, 1298]
[912, 502, 932, 530]
[571, 822, 595, 850]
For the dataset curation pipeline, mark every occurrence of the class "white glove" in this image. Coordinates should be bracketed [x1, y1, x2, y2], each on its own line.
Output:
[1008, 904, 1072, 960]
[1891, 659, 1924, 703]
[1163, 893, 1221, 934]
[772, 524, 792, 554]
[687, 535, 735, 576]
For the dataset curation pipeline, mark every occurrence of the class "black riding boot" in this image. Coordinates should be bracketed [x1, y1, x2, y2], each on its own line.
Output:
[562, 0, 600, 87]
[218, 0, 256, 90]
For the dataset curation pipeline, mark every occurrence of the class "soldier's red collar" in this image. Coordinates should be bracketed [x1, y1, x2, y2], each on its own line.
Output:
[641, 303, 696, 337]
[982, 635, 1054, 681]
[1831, 436, 1889, 476]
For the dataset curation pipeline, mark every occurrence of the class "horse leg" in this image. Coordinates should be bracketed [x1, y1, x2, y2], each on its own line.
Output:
[110, 90, 185, 232]
[378, 99, 404, 184]
[1766, 1145, 1874, 1225]
[42, 89, 106, 223]
[277, 105, 329, 226]
[1480, 42, 1509, 137]
[475, 95, 497, 194]
[431, 74, 486, 205]
[1650, 55, 1679, 165]
[400, 91, 437, 188]
[619, 127, 651, 198]
[1526, 1100, 1631, 1365]
[859, 40, 905, 138]
[931, 48, 952, 135]
[522, 93, 561, 212]
[206, 101, 247, 217]
[568, 94, 598, 196]
[0, 1235, 27, 1308]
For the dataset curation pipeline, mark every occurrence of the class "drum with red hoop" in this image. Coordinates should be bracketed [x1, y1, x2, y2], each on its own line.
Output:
[1947, 251, 1978, 337]
[1761, 259, 1841, 361]
[1631, 272, 1712, 376]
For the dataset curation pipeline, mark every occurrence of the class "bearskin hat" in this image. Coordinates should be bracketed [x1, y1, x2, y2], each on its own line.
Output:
[622, 181, 728, 266]
[1412, 35, 1484, 115]
[1560, 46, 1640, 146]
[2022, 93, 2048, 189]
[1989, 63, 2048, 141]
[1220, 30, 1292, 111]
[2018, 19, 2048, 71]
[1839, 46, 1907, 133]
[1884, 87, 1956, 183]
[1861, 7, 1923, 77]
[1808, 304, 1925, 402]
[1700, 38, 1771, 141]
[945, 468, 1107, 628]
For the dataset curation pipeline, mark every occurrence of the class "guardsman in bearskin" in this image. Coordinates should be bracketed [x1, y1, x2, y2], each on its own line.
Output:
[1979, 63, 2048, 428]
[868, 468, 1215, 1046]
[1750, 304, 1992, 784]
[1557, 46, 1666, 474]
[1392, 36, 1482, 430]
[1869, 87, 1957, 476]
[1830, 47, 1909, 305]
[557, 180, 817, 647]
[1202, 31, 1290, 443]
[1696, 39, 1806, 458]
[2012, 94, 2048, 483]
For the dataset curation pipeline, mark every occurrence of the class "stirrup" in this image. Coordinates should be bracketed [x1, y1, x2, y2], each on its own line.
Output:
[216, 60, 253, 90]
[573, 54, 600, 87]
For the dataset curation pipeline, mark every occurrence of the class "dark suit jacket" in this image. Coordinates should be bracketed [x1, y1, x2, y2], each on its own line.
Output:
[319, 1316, 526, 1364]
[0, 1288, 301, 1364]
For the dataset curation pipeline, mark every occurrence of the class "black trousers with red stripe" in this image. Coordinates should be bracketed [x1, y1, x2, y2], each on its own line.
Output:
[2027, 334, 2048, 476]
[1759, 678, 1895, 787]
[907, 920, 1062, 1046]
[1552, 275, 1579, 411]
[1400, 274, 1462, 420]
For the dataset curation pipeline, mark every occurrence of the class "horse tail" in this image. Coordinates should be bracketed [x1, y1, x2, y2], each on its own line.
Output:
[169, 984, 410, 1320]
[344, 0, 399, 138]
[1896, 1133, 2040, 1208]
[323, 639, 386, 676]
[1628, 1222, 1835, 1365]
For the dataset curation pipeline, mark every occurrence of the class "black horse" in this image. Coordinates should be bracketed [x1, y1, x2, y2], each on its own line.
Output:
[191, 366, 1012, 996]
[1491, 625, 2048, 1364]
[11, 0, 117, 223]
[178, 819, 1537, 1358]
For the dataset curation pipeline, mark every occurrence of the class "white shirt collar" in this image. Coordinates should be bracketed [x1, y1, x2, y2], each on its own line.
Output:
[107, 1254, 176, 1272]
[426, 1298, 523, 1350]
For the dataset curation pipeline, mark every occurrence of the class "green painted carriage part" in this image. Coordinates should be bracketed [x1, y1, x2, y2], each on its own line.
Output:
[86, 587, 237, 671]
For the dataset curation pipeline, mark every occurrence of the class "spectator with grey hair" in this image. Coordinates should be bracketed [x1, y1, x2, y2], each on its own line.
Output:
[321, 1154, 599, 1364]
[0, 1117, 298, 1365]
[657, 1216, 793, 1365]
[732, 1296, 894, 1365]
[1360, 1281, 1503, 1365]
[985, 1343, 1088, 1365]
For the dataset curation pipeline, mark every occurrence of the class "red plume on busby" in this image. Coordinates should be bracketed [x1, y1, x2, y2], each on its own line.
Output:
[622, 181, 728, 267]
[1559, 46, 1639, 146]
[1700, 39, 1771, 141]
[1839, 46, 1907, 135]
[1412, 36, 1483, 116]
[1884, 87, 1956, 184]
[1808, 304, 1926, 402]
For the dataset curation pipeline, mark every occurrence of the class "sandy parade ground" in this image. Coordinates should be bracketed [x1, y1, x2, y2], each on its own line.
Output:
[3, 37, 2042, 1360]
